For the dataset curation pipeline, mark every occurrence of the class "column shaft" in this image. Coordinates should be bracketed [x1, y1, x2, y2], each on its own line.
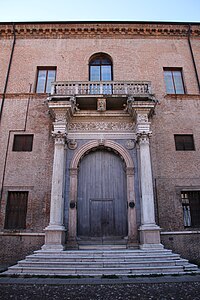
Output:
[42, 134, 66, 251]
[139, 134, 156, 225]
[49, 136, 65, 227]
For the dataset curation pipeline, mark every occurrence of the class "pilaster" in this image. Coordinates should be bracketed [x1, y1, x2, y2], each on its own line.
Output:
[42, 99, 75, 251]
[128, 97, 163, 249]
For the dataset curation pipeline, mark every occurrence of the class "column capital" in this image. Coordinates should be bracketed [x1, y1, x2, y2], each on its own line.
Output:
[137, 131, 152, 144]
[52, 132, 67, 144]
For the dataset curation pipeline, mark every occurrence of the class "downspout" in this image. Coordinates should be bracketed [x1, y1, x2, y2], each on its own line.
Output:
[0, 22, 16, 123]
[188, 24, 200, 94]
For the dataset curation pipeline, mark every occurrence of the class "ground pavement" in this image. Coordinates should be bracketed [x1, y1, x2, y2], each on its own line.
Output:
[0, 274, 200, 299]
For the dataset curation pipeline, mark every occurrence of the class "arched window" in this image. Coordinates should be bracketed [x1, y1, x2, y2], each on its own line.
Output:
[89, 53, 113, 81]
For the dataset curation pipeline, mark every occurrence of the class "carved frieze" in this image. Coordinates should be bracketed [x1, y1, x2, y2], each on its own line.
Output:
[68, 122, 134, 132]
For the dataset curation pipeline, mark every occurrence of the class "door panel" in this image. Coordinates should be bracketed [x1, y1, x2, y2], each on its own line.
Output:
[90, 199, 114, 237]
[77, 149, 127, 238]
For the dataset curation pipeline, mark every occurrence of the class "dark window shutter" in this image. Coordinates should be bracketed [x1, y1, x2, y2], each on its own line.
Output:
[13, 135, 33, 152]
[4, 191, 28, 229]
[174, 134, 195, 151]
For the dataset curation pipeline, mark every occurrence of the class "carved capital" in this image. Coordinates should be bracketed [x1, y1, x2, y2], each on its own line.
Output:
[52, 132, 67, 145]
[137, 132, 152, 145]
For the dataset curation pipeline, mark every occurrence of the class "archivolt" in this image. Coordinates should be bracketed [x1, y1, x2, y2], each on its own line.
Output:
[70, 140, 134, 170]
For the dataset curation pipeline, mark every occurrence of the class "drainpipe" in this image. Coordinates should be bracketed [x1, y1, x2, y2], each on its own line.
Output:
[0, 22, 16, 123]
[188, 24, 200, 94]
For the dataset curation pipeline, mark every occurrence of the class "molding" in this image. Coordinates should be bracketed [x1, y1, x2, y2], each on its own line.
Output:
[0, 232, 45, 236]
[161, 231, 200, 235]
[67, 133, 136, 140]
[70, 140, 134, 169]
[1, 23, 200, 39]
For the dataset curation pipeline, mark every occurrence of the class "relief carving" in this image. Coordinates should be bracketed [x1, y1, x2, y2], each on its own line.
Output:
[97, 98, 106, 112]
[137, 114, 149, 123]
[125, 139, 136, 150]
[68, 122, 134, 131]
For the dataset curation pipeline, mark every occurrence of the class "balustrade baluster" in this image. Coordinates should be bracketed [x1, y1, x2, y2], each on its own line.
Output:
[51, 81, 151, 96]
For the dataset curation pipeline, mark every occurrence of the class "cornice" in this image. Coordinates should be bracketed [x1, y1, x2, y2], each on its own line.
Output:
[0, 23, 200, 39]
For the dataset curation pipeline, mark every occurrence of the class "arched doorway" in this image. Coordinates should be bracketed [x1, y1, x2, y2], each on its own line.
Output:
[77, 148, 127, 239]
[68, 140, 137, 246]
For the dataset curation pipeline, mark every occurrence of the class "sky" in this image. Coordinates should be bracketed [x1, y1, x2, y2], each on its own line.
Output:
[0, 0, 200, 23]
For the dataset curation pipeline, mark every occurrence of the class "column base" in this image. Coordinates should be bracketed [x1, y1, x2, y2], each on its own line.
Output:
[41, 225, 66, 251]
[139, 224, 164, 250]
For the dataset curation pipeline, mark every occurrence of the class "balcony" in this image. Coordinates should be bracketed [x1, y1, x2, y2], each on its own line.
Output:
[49, 81, 153, 110]
[51, 81, 151, 96]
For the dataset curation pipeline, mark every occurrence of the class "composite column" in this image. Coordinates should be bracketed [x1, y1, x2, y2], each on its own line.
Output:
[42, 100, 74, 251]
[128, 98, 163, 250]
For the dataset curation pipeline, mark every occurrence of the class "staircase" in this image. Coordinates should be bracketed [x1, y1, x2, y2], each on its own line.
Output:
[4, 248, 199, 276]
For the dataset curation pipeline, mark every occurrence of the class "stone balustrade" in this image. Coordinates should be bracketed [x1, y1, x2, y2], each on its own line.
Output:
[51, 81, 152, 96]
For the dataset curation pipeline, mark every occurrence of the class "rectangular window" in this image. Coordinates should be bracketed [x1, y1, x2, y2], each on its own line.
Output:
[13, 134, 33, 152]
[164, 68, 185, 94]
[36, 67, 56, 93]
[4, 191, 28, 229]
[174, 134, 195, 151]
[181, 191, 200, 227]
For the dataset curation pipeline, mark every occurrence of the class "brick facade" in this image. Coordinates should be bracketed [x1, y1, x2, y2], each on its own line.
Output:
[0, 21, 200, 265]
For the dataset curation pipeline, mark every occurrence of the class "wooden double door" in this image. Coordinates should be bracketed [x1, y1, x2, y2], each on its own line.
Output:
[77, 149, 128, 238]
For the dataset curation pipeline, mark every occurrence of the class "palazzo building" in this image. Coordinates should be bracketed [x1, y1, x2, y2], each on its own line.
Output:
[0, 21, 200, 273]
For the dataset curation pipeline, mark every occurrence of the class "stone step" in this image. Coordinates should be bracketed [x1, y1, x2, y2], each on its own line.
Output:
[26, 256, 181, 263]
[34, 249, 174, 256]
[78, 244, 127, 250]
[16, 259, 187, 268]
[6, 265, 186, 276]
[4, 248, 199, 276]
[27, 251, 180, 261]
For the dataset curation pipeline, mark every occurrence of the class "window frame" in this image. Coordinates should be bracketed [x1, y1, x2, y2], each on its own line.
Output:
[89, 53, 113, 82]
[35, 66, 56, 93]
[12, 134, 34, 152]
[4, 191, 29, 230]
[181, 191, 200, 228]
[174, 134, 195, 151]
[163, 68, 185, 95]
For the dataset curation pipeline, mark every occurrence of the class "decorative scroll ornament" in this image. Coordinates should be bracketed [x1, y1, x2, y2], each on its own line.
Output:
[68, 122, 134, 131]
